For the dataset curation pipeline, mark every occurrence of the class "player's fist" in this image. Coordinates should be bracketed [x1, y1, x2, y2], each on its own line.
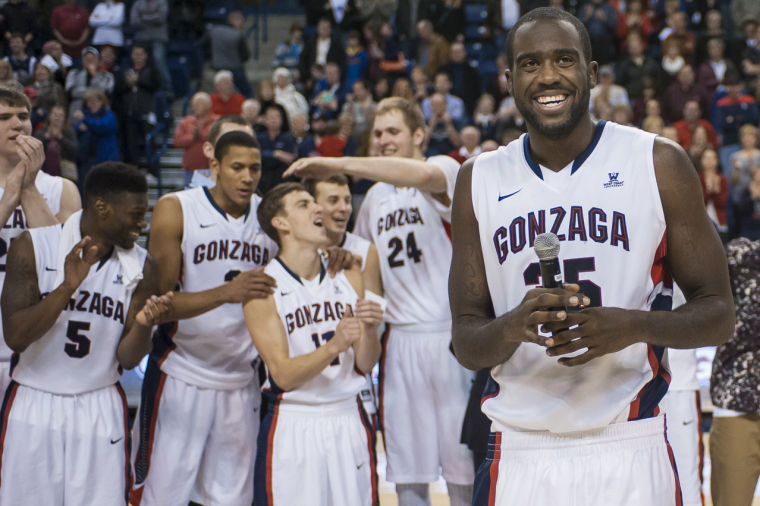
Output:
[283, 157, 342, 179]
[324, 246, 362, 277]
[332, 316, 362, 353]
[136, 291, 175, 326]
[507, 283, 589, 347]
[224, 267, 276, 303]
[15, 135, 44, 188]
[355, 299, 383, 328]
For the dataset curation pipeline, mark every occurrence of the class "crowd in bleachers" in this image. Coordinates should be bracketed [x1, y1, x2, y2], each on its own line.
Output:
[4, 0, 760, 240]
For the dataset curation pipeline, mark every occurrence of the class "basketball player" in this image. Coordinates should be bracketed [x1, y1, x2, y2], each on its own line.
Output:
[448, 8, 734, 506]
[0, 162, 173, 505]
[130, 131, 277, 506]
[245, 182, 382, 505]
[0, 86, 81, 395]
[285, 97, 475, 506]
[303, 174, 383, 418]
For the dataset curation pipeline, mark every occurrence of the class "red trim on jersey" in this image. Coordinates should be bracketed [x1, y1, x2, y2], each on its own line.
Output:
[129, 371, 167, 506]
[488, 432, 502, 506]
[377, 325, 391, 449]
[0, 382, 19, 488]
[665, 428, 684, 506]
[650, 232, 670, 287]
[266, 396, 282, 506]
[115, 383, 132, 503]
[695, 391, 705, 506]
[357, 398, 379, 505]
[441, 218, 452, 243]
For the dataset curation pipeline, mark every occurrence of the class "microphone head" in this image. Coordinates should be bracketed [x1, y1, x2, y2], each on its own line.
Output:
[534, 232, 560, 260]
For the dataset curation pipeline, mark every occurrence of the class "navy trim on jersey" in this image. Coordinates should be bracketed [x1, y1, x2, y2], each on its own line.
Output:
[274, 256, 326, 285]
[522, 120, 607, 180]
[202, 186, 251, 221]
[339, 233, 347, 247]
[96, 246, 114, 271]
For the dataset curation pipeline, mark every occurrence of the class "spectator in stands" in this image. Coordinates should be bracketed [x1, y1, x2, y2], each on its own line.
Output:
[40, 40, 72, 87]
[0, 60, 15, 88]
[32, 61, 66, 114]
[311, 62, 347, 120]
[662, 125, 680, 144]
[696, 10, 728, 65]
[99, 44, 120, 74]
[65, 46, 114, 125]
[485, 0, 521, 41]
[735, 167, 760, 239]
[35, 104, 77, 179]
[354, 0, 396, 28]
[739, 17, 760, 86]
[344, 30, 368, 89]
[611, 103, 634, 126]
[422, 71, 465, 122]
[291, 113, 309, 154]
[687, 124, 712, 162]
[661, 37, 686, 79]
[4, 33, 36, 85]
[415, 19, 450, 81]
[174, 92, 219, 186]
[661, 64, 712, 124]
[642, 114, 665, 135]
[89, 0, 125, 48]
[732, 2, 760, 37]
[632, 78, 658, 125]
[616, 32, 660, 101]
[296, 112, 325, 158]
[50, 0, 91, 60]
[299, 17, 346, 87]
[674, 99, 719, 151]
[664, 10, 697, 64]
[372, 21, 407, 82]
[616, 0, 653, 50]
[73, 88, 119, 183]
[210, 70, 245, 116]
[1, 0, 37, 52]
[715, 69, 759, 169]
[590, 65, 629, 119]
[208, 10, 252, 98]
[431, 0, 465, 42]
[424, 92, 462, 156]
[439, 41, 480, 117]
[473, 93, 498, 142]
[342, 78, 376, 136]
[241, 98, 263, 132]
[272, 23, 304, 80]
[113, 44, 162, 166]
[257, 105, 296, 194]
[391, 77, 414, 102]
[449, 124, 481, 163]
[130, 0, 172, 96]
[698, 147, 729, 239]
[730, 124, 760, 211]
[709, 237, 760, 506]
[274, 67, 309, 129]
[411, 65, 431, 104]
[698, 38, 737, 97]
[579, 0, 617, 65]
[258, 79, 290, 131]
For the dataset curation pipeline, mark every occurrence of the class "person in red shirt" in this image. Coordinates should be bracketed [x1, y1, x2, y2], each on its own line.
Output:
[673, 99, 719, 150]
[210, 70, 245, 116]
[50, 0, 91, 59]
[173, 92, 219, 186]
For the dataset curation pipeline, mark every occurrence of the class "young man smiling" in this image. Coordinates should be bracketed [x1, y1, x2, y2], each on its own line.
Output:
[449, 8, 734, 505]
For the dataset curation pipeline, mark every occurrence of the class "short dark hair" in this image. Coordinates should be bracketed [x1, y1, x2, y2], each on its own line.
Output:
[258, 182, 307, 247]
[506, 8, 592, 69]
[302, 174, 350, 200]
[0, 85, 30, 110]
[213, 130, 260, 162]
[208, 115, 251, 145]
[84, 162, 146, 203]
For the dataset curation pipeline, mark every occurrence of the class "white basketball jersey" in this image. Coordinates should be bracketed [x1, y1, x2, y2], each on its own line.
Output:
[155, 187, 278, 390]
[263, 257, 365, 405]
[353, 155, 460, 328]
[0, 171, 63, 363]
[668, 285, 698, 391]
[12, 223, 146, 394]
[340, 231, 370, 270]
[472, 121, 672, 433]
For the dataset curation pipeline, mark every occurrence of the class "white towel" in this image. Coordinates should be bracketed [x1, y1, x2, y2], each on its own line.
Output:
[54, 210, 144, 291]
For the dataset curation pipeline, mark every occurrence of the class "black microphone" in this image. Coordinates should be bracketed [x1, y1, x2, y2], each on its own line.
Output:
[533, 233, 562, 288]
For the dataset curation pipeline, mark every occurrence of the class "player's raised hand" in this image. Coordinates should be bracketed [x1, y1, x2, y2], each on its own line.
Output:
[331, 316, 363, 353]
[224, 267, 277, 303]
[136, 291, 175, 326]
[505, 283, 589, 347]
[323, 246, 362, 277]
[355, 299, 383, 328]
[283, 157, 342, 179]
[62, 236, 100, 290]
[543, 306, 639, 367]
[15, 135, 44, 188]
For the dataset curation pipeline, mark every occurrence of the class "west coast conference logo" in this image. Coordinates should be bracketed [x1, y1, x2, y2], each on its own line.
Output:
[603, 172, 624, 189]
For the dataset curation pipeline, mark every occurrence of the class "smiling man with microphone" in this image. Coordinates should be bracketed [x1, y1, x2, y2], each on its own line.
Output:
[449, 8, 734, 506]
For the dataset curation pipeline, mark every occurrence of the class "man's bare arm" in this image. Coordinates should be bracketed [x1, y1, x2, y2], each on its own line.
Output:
[18, 135, 59, 227]
[345, 266, 381, 373]
[362, 244, 383, 296]
[55, 179, 82, 222]
[148, 195, 275, 320]
[0, 165, 23, 227]
[449, 159, 583, 370]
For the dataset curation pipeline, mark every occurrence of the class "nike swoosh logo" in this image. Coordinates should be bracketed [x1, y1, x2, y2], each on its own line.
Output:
[498, 189, 522, 201]
[110, 437, 123, 444]
[357, 462, 364, 470]
[280, 291, 291, 296]
[682, 420, 694, 426]
[200, 223, 215, 228]
[45, 267, 57, 271]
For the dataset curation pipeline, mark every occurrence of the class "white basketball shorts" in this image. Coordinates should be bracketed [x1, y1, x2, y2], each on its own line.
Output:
[130, 358, 261, 506]
[0, 381, 131, 505]
[473, 415, 682, 506]
[378, 324, 474, 484]
[661, 390, 703, 506]
[254, 396, 378, 506]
